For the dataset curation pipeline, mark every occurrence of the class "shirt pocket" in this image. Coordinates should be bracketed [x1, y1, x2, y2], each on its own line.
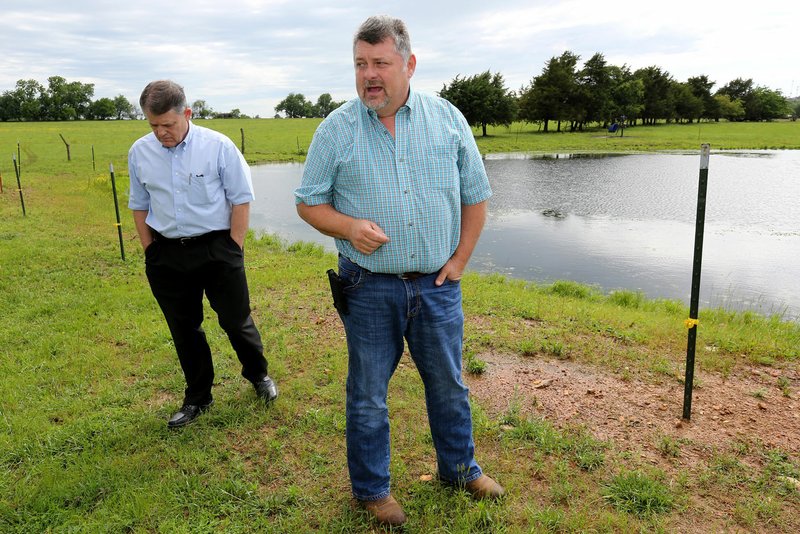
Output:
[421, 141, 460, 191]
[187, 169, 221, 205]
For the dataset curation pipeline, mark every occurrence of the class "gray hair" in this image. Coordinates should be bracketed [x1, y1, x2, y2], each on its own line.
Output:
[353, 15, 412, 62]
[139, 80, 187, 115]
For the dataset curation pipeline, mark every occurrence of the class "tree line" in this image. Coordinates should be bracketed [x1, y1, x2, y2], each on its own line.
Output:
[0, 76, 137, 121]
[438, 51, 798, 136]
[0, 76, 256, 121]
[5, 51, 798, 126]
[273, 93, 346, 119]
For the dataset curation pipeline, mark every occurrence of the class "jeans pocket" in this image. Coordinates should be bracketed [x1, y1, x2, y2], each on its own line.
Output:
[337, 255, 364, 290]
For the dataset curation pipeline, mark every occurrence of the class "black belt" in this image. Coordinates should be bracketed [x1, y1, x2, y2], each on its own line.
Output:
[397, 272, 428, 280]
[341, 255, 433, 280]
[374, 271, 430, 280]
[153, 229, 228, 246]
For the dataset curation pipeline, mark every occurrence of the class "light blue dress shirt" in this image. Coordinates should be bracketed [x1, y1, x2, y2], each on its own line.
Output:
[128, 122, 254, 238]
[295, 90, 492, 274]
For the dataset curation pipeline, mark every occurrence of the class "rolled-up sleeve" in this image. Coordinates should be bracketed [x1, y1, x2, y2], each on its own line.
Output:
[455, 112, 492, 206]
[294, 128, 337, 206]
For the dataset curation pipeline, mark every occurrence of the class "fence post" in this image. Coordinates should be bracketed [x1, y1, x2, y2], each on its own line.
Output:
[109, 163, 125, 261]
[682, 143, 710, 421]
[13, 154, 26, 216]
[59, 133, 71, 161]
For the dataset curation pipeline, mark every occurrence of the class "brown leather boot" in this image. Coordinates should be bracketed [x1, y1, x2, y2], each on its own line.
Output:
[359, 494, 407, 526]
[465, 474, 505, 500]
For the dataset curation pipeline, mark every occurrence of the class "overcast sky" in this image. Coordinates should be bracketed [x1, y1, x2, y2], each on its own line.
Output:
[2, 0, 797, 117]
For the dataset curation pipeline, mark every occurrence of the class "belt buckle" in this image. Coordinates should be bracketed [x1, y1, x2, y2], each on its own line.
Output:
[178, 236, 193, 246]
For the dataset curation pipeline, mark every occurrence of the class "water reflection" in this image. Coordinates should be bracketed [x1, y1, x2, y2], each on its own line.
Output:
[250, 151, 800, 320]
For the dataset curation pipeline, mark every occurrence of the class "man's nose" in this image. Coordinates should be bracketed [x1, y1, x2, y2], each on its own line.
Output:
[363, 64, 378, 79]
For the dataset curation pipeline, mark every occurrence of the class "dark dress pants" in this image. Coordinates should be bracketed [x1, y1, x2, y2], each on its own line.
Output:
[144, 231, 268, 405]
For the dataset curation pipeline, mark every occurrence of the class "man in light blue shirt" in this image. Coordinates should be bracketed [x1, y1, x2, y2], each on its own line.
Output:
[129, 80, 277, 429]
[295, 16, 503, 527]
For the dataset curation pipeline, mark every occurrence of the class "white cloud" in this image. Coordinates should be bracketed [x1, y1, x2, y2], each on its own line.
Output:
[1, 0, 797, 118]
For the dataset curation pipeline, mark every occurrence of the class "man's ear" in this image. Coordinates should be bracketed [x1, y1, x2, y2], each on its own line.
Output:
[406, 54, 416, 78]
[184, 107, 193, 120]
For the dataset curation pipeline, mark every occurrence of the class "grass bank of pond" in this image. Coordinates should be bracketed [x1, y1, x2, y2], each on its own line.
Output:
[1, 120, 798, 531]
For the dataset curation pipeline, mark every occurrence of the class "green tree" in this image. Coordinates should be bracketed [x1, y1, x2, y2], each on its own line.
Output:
[686, 75, 719, 120]
[713, 94, 745, 121]
[576, 53, 614, 128]
[438, 70, 517, 136]
[66, 80, 95, 118]
[41, 76, 73, 120]
[716, 78, 753, 101]
[11, 79, 45, 121]
[717, 79, 787, 121]
[275, 93, 314, 118]
[608, 65, 644, 125]
[669, 82, 704, 123]
[88, 97, 115, 120]
[0, 91, 21, 121]
[42, 77, 94, 120]
[191, 99, 213, 119]
[314, 93, 344, 118]
[634, 66, 674, 124]
[745, 87, 789, 121]
[212, 108, 246, 119]
[519, 51, 580, 132]
[112, 95, 135, 120]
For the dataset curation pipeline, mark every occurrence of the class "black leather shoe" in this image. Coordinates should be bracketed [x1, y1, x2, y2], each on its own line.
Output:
[253, 376, 278, 403]
[167, 399, 214, 428]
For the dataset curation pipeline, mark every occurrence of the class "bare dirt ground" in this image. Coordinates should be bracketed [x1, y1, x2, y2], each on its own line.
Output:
[465, 350, 800, 470]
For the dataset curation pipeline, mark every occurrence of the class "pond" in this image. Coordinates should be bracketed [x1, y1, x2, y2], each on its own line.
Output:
[249, 150, 800, 320]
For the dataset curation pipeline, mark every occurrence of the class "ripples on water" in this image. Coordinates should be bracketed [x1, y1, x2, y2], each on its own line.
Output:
[485, 151, 800, 232]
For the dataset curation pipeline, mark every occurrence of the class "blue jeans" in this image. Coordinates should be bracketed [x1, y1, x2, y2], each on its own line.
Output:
[337, 255, 482, 501]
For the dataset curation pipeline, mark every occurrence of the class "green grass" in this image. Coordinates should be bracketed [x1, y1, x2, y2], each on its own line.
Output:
[1, 121, 798, 532]
[2, 118, 797, 175]
[476, 119, 800, 153]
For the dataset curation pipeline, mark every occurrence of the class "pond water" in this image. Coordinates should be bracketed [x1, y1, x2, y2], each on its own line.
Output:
[249, 150, 800, 320]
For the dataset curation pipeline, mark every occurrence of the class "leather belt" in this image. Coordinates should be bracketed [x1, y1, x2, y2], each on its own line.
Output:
[373, 271, 429, 280]
[153, 229, 228, 246]
[397, 272, 427, 280]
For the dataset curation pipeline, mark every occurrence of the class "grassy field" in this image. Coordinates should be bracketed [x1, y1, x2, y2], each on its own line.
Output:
[1, 120, 798, 532]
[2, 117, 798, 169]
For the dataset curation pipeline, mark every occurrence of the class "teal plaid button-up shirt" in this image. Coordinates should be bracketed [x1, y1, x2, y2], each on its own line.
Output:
[295, 90, 492, 274]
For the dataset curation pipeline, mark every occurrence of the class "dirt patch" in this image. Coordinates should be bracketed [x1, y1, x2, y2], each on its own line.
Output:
[465, 351, 800, 468]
